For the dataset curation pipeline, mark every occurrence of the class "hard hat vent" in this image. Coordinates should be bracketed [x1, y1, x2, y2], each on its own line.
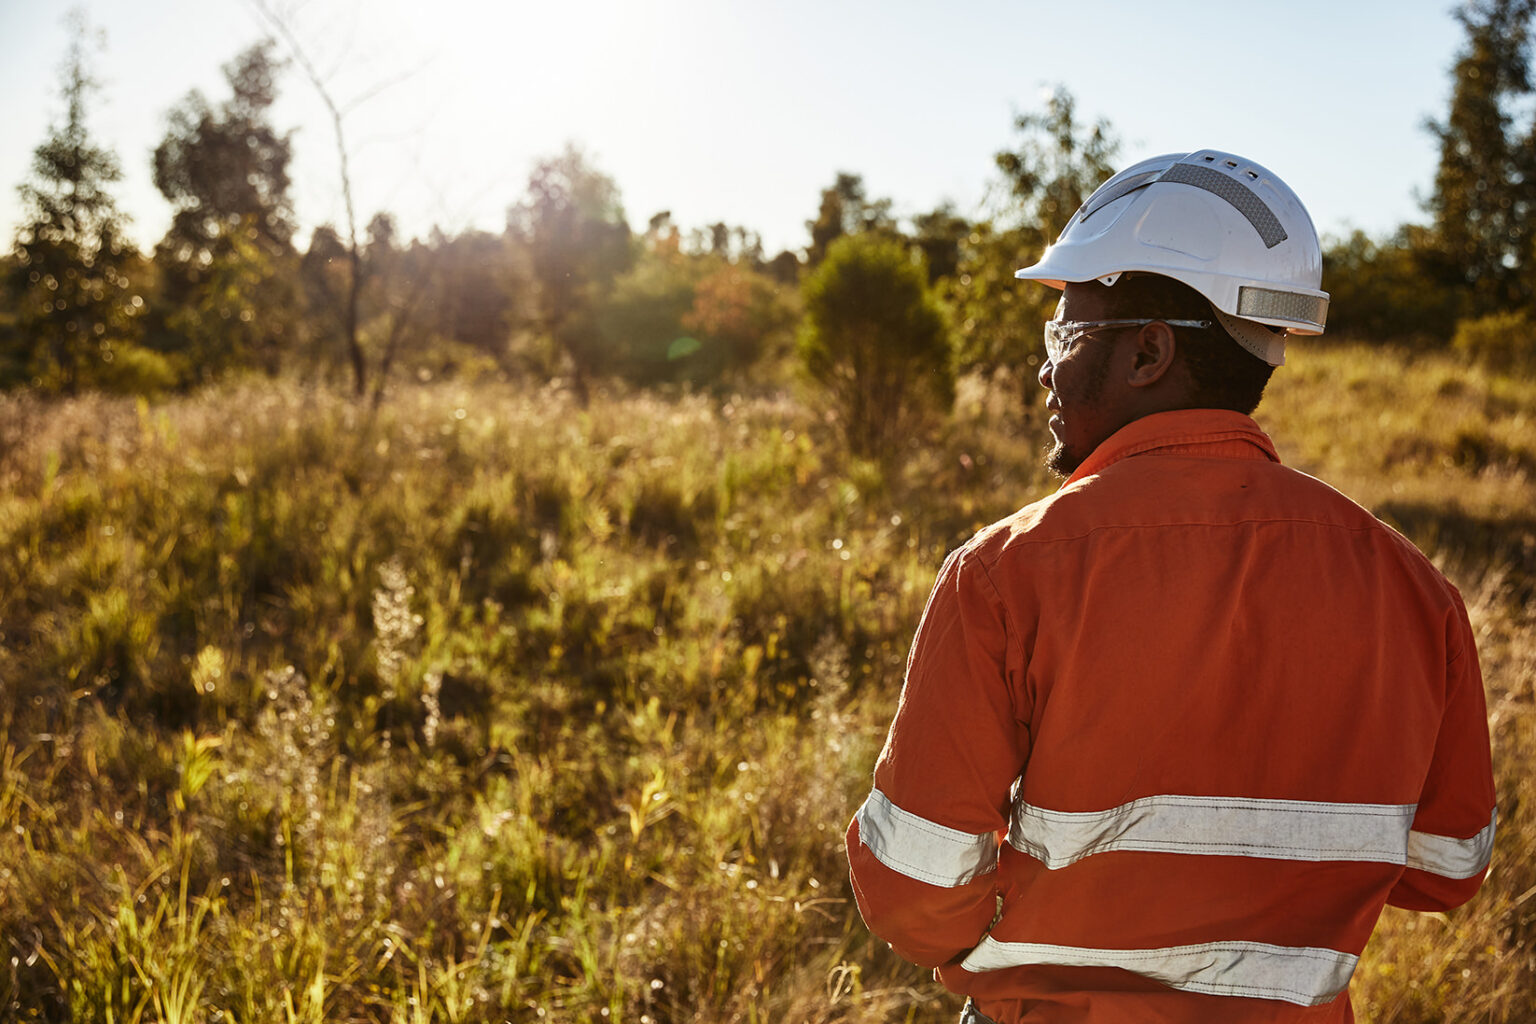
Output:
[1161, 163, 1288, 249]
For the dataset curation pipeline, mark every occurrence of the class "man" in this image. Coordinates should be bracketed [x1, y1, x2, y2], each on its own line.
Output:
[844, 150, 1497, 1023]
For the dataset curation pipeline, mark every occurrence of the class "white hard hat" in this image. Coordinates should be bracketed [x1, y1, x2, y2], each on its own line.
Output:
[1015, 149, 1328, 366]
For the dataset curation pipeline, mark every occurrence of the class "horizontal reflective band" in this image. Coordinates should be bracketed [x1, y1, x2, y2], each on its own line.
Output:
[1237, 286, 1329, 328]
[1407, 809, 1497, 879]
[961, 937, 1357, 1007]
[1008, 795, 1418, 869]
[854, 788, 997, 888]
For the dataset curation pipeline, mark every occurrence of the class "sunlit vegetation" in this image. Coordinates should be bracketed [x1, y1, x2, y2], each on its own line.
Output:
[1263, 349, 1536, 1023]
[0, 366, 1035, 1021]
[4, 2, 1536, 1021]
[0, 342, 1532, 1022]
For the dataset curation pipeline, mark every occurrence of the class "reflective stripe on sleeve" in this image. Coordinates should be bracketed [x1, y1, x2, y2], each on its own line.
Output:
[1406, 808, 1497, 879]
[961, 937, 1357, 1007]
[1008, 795, 1417, 869]
[854, 788, 998, 888]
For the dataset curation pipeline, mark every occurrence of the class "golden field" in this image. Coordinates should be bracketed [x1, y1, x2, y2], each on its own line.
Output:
[0, 341, 1531, 1023]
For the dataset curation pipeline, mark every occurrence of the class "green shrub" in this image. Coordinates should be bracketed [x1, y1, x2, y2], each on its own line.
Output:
[799, 234, 955, 458]
[93, 341, 186, 397]
[1321, 228, 1458, 344]
[1452, 308, 1536, 372]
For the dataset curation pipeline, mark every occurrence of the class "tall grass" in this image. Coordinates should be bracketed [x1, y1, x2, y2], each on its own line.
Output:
[1261, 345, 1536, 1023]
[0, 342, 1530, 1022]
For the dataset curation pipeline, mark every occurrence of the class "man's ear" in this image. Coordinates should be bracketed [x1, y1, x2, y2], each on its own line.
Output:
[1127, 321, 1178, 388]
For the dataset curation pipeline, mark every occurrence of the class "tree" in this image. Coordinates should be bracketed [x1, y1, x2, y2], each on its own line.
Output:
[1321, 228, 1457, 343]
[507, 145, 633, 402]
[423, 228, 525, 366]
[1425, 0, 1536, 315]
[689, 221, 764, 268]
[911, 202, 971, 285]
[799, 234, 953, 458]
[150, 41, 298, 379]
[251, 0, 423, 395]
[805, 172, 896, 267]
[299, 224, 350, 375]
[298, 217, 432, 398]
[993, 87, 1118, 242]
[765, 249, 802, 285]
[594, 241, 703, 385]
[948, 88, 1118, 377]
[583, 212, 791, 388]
[5, 14, 148, 393]
[681, 262, 791, 381]
[357, 213, 437, 405]
[153, 41, 295, 255]
[159, 214, 285, 378]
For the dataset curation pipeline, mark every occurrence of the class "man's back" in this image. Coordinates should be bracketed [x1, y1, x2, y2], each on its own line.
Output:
[848, 410, 1496, 1023]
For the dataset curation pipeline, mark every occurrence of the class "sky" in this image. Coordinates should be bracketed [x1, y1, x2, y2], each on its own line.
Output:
[0, 0, 1466, 259]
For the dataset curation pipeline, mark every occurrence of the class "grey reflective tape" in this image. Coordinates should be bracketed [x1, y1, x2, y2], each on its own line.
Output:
[1077, 169, 1165, 224]
[855, 788, 998, 888]
[1236, 286, 1330, 328]
[1161, 163, 1288, 248]
[961, 937, 1357, 1008]
[1008, 795, 1417, 869]
[1406, 809, 1497, 879]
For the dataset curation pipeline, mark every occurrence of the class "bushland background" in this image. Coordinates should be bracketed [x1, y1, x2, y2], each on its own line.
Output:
[2, 2, 1534, 1021]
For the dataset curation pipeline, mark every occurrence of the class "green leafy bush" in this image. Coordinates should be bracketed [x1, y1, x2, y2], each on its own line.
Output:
[799, 234, 954, 458]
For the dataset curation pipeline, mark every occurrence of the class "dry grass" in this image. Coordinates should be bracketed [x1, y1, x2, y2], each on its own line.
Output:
[1264, 342, 1536, 1023]
[0, 340, 1530, 1022]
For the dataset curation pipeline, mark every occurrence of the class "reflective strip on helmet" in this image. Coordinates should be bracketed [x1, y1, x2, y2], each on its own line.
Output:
[1237, 286, 1329, 328]
[960, 937, 1357, 1007]
[855, 788, 998, 887]
[1160, 163, 1289, 248]
[1407, 809, 1498, 879]
[1077, 168, 1166, 224]
[1008, 794, 1421, 869]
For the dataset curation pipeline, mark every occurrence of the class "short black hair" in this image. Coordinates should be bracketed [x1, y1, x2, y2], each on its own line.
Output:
[1090, 273, 1277, 414]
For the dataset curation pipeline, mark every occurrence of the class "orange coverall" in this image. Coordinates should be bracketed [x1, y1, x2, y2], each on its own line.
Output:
[846, 409, 1497, 1023]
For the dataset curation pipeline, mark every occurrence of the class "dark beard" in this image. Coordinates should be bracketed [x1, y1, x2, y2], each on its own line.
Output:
[1040, 342, 1113, 479]
[1044, 439, 1080, 478]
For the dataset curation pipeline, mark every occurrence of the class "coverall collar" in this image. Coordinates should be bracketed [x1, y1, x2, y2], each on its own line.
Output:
[1064, 408, 1281, 488]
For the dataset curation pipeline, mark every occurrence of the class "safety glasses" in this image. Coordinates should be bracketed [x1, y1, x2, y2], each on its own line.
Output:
[1043, 318, 1212, 363]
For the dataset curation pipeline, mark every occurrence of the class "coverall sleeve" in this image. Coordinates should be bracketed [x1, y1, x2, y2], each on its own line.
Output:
[1388, 592, 1497, 911]
[846, 545, 1031, 968]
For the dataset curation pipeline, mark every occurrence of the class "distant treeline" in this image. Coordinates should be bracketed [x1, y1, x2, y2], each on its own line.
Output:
[4, 0, 1536, 414]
